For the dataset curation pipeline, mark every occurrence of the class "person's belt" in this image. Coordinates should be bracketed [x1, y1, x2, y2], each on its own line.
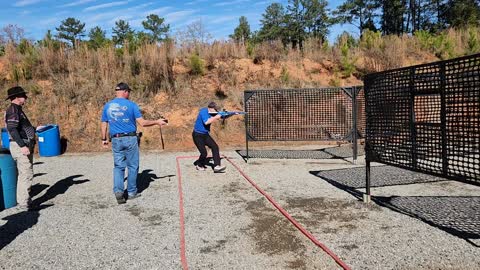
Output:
[111, 132, 137, 138]
[10, 138, 34, 146]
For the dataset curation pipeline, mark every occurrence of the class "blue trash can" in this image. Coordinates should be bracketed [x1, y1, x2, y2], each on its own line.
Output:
[0, 148, 18, 211]
[37, 124, 61, 157]
[1, 128, 10, 149]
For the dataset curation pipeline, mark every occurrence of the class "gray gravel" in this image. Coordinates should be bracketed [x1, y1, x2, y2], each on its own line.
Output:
[1, 149, 480, 269]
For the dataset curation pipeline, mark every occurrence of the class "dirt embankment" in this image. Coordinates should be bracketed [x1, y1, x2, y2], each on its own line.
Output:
[0, 55, 362, 152]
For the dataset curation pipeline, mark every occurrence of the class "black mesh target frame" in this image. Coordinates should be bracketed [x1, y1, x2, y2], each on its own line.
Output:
[244, 87, 365, 160]
[364, 53, 480, 193]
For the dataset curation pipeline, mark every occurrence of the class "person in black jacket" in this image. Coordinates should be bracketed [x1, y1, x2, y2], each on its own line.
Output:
[4, 86, 43, 210]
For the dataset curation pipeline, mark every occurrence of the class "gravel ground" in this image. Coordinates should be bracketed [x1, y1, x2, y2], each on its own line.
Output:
[1, 148, 480, 269]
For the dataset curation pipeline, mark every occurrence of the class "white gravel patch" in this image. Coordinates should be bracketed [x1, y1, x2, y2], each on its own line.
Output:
[1, 149, 479, 269]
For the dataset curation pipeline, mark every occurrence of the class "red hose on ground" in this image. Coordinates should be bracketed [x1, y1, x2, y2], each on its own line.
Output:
[176, 155, 209, 270]
[224, 156, 351, 270]
[176, 155, 351, 270]
[176, 156, 190, 270]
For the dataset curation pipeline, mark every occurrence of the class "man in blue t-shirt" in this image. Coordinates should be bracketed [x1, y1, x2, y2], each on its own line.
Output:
[192, 101, 226, 172]
[101, 82, 168, 204]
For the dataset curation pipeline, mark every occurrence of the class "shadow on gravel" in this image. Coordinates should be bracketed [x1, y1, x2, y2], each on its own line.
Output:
[0, 204, 52, 250]
[33, 173, 47, 178]
[311, 166, 480, 246]
[29, 183, 49, 197]
[374, 196, 480, 247]
[32, 175, 89, 206]
[235, 145, 363, 163]
[137, 170, 174, 193]
[33, 162, 44, 166]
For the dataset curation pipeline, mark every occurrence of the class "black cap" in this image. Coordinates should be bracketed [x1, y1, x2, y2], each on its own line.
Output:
[6, 86, 28, 100]
[115, 82, 131, 91]
[207, 101, 221, 111]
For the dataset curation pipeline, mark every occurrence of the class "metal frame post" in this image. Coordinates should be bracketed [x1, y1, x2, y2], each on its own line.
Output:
[409, 68, 418, 169]
[364, 159, 371, 203]
[439, 63, 448, 175]
[244, 91, 249, 163]
[352, 86, 358, 164]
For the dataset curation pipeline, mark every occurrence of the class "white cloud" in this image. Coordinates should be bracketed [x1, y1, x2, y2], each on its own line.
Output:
[164, 10, 197, 23]
[210, 15, 237, 24]
[38, 17, 59, 27]
[13, 0, 42, 7]
[109, 15, 134, 25]
[59, 0, 97, 8]
[185, 0, 208, 5]
[84, 1, 130, 12]
[19, 10, 32, 15]
[143, 7, 171, 16]
[213, 0, 249, 7]
[254, 1, 271, 6]
[81, 4, 171, 31]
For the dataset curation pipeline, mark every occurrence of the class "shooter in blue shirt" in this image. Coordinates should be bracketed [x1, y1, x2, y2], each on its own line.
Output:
[192, 101, 226, 172]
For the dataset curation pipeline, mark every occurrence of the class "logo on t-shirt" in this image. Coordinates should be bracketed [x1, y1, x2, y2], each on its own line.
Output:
[107, 103, 126, 122]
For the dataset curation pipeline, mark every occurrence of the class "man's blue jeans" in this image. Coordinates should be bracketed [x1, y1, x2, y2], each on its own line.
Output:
[111, 136, 139, 196]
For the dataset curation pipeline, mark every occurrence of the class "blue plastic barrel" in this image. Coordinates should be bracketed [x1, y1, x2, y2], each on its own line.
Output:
[0, 148, 18, 211]
[37, 124, 61, 157]
[1, 128, 10, 149]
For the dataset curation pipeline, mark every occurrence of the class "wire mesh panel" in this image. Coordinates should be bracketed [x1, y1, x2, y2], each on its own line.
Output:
[365, 54, 480, 184]
[356, 89, 366, 137]
[244, 87, 363, 141]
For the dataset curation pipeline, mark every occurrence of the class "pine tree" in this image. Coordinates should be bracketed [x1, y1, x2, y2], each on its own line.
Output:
[88, 26, 109, 49]
[333, 0, 380, 35]
[444, 0, 480, 28]
[284, 0, 331, 49]
[304, 0, 332, 41]
[258, 3, 287, 42]
[142, 14, 170, 43]
[112, 20, 134, 47]
[380, 0, 407, 35]
[230, 16, 251, 44]
[55, 17, 85, 48]
[285, 0, 307, 49]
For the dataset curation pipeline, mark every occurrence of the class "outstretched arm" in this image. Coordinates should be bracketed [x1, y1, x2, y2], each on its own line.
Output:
[137, 117, 168, 127]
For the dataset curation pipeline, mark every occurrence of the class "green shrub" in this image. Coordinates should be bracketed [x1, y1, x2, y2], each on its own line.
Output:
[433, 33, 456, 60]
[466, 28, 480, 55]
[329, 71, 341, 87]
[0, 45, 5, 56]
[414, 30, 434, 50]
[17, 39, 33, 55]
[339, 38, 356, 77]
[130, 57, 141, 76]
[246, 41, 255, 58]
[280, 66, 289, 84]
[321, 40, 330, 52]
[359, 30, 383, 50]
[189, 53, 205, 76]
[335, 31, 357, 48]
[11, 65, 21, 83]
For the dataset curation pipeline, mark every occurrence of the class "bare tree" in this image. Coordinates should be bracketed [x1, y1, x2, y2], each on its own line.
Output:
[176, 20, 212, 46]
[0, 24, 25, 45]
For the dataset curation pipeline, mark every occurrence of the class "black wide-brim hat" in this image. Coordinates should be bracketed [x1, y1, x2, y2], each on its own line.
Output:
[6, 86, 27, 100]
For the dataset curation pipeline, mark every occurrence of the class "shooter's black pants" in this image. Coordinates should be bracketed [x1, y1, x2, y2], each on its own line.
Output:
[192, 131, 220, 167]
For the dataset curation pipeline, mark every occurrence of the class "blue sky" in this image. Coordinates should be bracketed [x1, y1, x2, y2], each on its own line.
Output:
[0, 0, 357, 43]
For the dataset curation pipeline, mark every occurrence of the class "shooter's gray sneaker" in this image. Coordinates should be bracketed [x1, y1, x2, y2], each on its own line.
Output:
[213, 165, 226, 173]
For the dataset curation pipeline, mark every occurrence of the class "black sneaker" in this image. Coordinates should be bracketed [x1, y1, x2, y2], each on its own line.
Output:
[128, 193, 142, 200]
[115, 192, 126, 204]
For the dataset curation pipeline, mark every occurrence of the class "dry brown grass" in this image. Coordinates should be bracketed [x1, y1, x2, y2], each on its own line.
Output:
[0, 28, 477, 152]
